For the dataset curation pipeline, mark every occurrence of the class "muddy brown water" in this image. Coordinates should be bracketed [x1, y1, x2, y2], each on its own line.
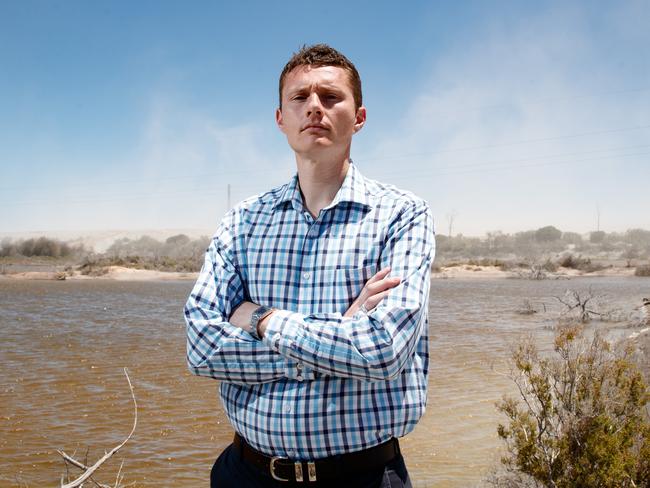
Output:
[0, 277, 646, 487]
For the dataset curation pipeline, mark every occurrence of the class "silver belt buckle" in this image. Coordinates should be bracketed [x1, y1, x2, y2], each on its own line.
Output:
[269, 456, 290, 482]
[293, 461, 317, 482]
[307, 461, 317, 482]
[270, 456, 317, 482]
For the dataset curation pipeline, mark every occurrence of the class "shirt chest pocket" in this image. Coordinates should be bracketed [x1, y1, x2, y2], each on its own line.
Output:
[319, 265, 375, 314]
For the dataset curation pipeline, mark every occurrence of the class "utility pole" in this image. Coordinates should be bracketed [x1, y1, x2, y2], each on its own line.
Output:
[446, 210, 458, 237]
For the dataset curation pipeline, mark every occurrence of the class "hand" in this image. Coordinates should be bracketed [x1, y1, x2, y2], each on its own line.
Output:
[230, 301, 276, 339]
[229, 301, 259, 330]
[344, 267, 401, 318]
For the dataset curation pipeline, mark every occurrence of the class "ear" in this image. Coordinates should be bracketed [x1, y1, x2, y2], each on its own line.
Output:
[276, 107, 285, 133]
[353, 106, 367, 133]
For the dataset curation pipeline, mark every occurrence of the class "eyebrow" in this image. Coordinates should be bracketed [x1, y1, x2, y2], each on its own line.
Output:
[288, 84, 345, 94]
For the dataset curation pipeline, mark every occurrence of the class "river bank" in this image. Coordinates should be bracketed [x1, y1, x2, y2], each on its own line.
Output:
[0, 262, 641, 281]
[0, 265, 198, 281]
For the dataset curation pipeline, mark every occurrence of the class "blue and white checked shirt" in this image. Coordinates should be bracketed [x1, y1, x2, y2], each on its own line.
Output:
[185, 163, 435, 460]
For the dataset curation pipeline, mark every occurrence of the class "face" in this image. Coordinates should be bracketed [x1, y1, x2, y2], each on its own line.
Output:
[276, 65, 366, 160]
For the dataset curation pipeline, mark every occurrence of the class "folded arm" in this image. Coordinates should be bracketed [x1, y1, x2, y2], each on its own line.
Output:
[260, 200, 435, 381]
[184, 216, 315, 384]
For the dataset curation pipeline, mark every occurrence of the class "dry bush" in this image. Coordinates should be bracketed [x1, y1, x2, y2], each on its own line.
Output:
[516, 299, 545, 315]
[0, 237, 84, 258]
[635, 265, 650, 277]
[541, 259, 558, 272]
[515, 265, 549, 280]
[557, 254, 607, 273]
[78, 261, 110, 276]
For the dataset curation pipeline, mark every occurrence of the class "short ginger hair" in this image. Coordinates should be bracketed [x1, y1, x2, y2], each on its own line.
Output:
[278, 44, 363, 110]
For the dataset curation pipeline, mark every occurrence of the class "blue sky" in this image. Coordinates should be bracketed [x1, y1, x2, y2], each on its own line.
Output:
[1, 1, 648, 237]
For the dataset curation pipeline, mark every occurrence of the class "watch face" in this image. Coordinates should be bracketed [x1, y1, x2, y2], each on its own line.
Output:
[250, 306, 270, 339]
[254, 306, 269, 322]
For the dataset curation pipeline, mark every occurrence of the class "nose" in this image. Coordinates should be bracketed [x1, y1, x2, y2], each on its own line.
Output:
[306, 92, 323, 116]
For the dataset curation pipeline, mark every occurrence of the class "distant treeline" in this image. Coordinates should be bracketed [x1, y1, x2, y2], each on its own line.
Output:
[90, 234, 211, 272]
[104, 234, 210, 261]
[3, 228, 650, 272]
[0, 237, 85, 258]
[0, 234, 211, 272]
[437, 227, 650, 262]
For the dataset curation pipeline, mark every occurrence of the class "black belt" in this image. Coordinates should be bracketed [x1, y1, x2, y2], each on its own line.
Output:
[232, 433, 401, 483]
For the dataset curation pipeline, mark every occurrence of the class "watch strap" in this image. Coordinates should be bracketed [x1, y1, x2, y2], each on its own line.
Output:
[250, 305, 274, 340]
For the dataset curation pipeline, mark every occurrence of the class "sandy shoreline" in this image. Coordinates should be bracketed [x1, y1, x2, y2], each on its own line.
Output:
[0, 266, 199, 281]
[0, 264, 640, 281]
[433, 264, 637, 279]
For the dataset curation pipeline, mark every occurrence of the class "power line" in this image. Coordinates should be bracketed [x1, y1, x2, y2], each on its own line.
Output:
[372, 145, 650, 178]
[359, 124, 650, 163]
[1, 124, 649, 192]
[3, 150, 648, 207]
[374, 151, 650, 183]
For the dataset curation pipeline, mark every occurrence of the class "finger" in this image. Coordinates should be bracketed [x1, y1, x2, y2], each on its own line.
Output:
[365, 267, 391, 285]
[367, 276, 401, 294]
[364, 290, 391, 310]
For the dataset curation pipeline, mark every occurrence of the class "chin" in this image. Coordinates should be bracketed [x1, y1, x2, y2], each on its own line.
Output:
[291, 140, 334, 154]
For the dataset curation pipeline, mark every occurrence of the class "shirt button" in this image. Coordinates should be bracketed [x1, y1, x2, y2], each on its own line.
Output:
[284, 404, 292, 413]
[302, 272, 311, 280]
[296, 362, 302, 370]
[296, 374, 303, 381]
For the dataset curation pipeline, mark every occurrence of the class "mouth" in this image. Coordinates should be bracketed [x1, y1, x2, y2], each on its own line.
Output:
[302, 124, 328, 132]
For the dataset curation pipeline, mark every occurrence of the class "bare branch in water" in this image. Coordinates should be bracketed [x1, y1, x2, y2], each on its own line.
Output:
[57, 368, 137, 488]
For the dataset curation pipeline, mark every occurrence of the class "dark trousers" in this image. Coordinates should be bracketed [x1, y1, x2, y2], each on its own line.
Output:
[210, 443, 413, 488]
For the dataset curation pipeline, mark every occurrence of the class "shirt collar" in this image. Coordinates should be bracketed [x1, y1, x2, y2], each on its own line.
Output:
[274, 161, 371, 211]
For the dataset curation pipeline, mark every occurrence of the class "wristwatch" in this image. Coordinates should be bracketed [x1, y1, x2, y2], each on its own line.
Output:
[250, 305, 275, 340]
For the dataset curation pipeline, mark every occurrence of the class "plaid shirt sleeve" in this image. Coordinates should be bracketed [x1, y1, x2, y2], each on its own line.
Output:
[262, 199, 434, 381]
[184, 213, 316, 384]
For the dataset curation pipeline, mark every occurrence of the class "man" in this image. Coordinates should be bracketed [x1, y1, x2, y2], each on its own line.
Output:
[185, 44, 435, 487]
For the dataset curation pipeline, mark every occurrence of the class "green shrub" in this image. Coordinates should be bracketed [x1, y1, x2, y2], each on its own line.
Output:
[493, 325, 649, 487]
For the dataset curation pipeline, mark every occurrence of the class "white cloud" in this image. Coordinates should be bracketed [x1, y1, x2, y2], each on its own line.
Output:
[3, 92, 293, 233]
[115, 95, 294, 230]
[361, 4, 650, 235]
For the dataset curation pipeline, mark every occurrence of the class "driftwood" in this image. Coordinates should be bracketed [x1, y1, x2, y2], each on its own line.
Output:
[554, 288, 605, 323]
[56, 368, 137, 488]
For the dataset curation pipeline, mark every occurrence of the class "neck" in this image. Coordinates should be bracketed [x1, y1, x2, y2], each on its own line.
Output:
[295, 153, 350, 219]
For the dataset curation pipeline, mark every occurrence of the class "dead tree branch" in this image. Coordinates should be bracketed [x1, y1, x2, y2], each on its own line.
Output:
[554, 288, 606, 323]
[57, 368, 137, 488]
